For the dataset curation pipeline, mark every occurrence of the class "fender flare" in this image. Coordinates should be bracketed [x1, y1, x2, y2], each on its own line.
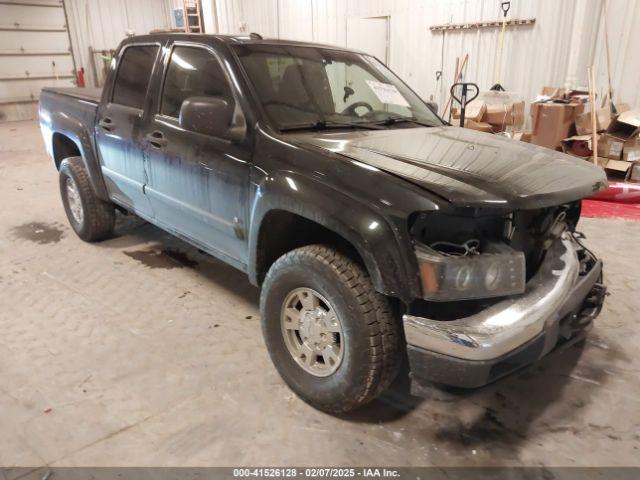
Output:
[50, 111, 109, 200]
[247, 171, 421, 302]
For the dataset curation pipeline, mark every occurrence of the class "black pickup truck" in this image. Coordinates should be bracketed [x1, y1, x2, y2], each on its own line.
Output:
[39, 33, 607, 413]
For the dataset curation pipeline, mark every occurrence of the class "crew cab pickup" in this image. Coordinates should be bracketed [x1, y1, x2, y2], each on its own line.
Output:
[39, 33, 607, 413]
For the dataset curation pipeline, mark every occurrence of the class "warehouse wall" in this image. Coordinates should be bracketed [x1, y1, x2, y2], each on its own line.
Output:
[0, 0, 176, 121]
[211, 0, 640, 116]
[4, 0, 637, 123]
[0, 0, 76, 122]
[65, 0, 175, 88]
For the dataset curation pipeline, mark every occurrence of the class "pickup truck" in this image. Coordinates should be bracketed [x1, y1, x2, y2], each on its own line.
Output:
[39, 33, 607, 413]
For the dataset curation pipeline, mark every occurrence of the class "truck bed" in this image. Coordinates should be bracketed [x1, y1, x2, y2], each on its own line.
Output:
[41, 87, 102, 104]
[39, 87, 102, 178]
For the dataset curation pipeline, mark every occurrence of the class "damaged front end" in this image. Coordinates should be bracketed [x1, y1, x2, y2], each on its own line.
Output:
[403, 203, 606, 394]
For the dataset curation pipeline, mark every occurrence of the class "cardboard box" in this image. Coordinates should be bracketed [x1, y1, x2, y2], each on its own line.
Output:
[483, 101, 525, 127]
[598, 134, 626, 159]
[626, 161, 640, 182]
[576, 103, 631, 135]
[530, 102, 584, 150]
[575, 108, 612, 135]
[464, 119, 494, 133]
[604, 158, 632, 174]
[541, 86, 566, 99]
[607, 108, 640, 136]
[451, 102, 486, 122]
[560, 134, 592, 157]
[600, 108, 640, 159]
[566, 89, 589, 97]
[623, 146, 640, 163]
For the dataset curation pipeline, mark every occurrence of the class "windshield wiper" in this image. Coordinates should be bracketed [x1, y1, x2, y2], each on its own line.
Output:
[373, 116, 435, 128]
[280, 120, 384, 132]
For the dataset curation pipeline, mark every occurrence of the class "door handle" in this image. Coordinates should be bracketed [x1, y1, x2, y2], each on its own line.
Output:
[145, 130, 167, 149]
[98, 117, 114, 132]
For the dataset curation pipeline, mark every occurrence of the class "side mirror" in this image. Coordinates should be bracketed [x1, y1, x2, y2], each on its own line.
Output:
[179, 96, 243, 141]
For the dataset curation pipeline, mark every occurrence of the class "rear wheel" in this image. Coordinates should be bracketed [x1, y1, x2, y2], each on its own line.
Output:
[59, 157, 115, 242]
[260, 244, 402, 413]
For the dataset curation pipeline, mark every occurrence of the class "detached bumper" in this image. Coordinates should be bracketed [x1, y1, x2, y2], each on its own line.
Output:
[403, 234, 606, 392]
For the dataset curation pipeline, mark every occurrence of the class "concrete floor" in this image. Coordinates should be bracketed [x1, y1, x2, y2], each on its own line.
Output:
[1, 120, 639, 467]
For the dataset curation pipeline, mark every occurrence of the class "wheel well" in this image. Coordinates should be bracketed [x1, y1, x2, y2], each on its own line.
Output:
[52, 133, 81, 170]
[255, 210, 366, 285]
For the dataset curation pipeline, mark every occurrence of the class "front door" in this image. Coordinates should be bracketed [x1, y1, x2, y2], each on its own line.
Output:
[143, 44, 250, 264]
[95, 44, 160, 217]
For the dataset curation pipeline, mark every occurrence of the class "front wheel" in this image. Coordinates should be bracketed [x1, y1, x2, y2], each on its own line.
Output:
[59, 156, 115, 242]
[260, 244, 402, 413]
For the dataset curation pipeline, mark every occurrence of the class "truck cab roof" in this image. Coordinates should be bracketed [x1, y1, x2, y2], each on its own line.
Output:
[120, 32, 365, 55]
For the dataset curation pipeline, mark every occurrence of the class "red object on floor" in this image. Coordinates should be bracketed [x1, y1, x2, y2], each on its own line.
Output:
[582, 199, 640, 220]
[587, 182, 640, 204]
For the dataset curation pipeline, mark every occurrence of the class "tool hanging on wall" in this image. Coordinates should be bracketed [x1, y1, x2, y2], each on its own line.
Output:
[429, 2, 535, 118]
[450, 82, 479, 127]
[601, 0, 617, 115]
[433, 30, 445, 109]
[492, 1, 511, 90]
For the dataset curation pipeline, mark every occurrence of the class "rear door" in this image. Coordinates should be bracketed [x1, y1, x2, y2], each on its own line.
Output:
[95, 43, 160, 217]
[142, 43, 251, 265]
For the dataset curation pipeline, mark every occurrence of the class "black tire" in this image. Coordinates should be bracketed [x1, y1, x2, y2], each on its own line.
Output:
[260, 244, 402, 413]
[59, 156, 115, 242]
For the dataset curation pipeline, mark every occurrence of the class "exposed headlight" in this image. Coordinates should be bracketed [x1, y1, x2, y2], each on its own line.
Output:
[415, 242, 526, 301]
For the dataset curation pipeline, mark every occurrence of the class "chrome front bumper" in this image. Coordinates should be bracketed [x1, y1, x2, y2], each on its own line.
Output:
[404, 234, 597, 362]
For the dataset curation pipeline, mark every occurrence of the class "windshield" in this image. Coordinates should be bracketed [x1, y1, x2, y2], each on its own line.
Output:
[232, 44, 443, 131]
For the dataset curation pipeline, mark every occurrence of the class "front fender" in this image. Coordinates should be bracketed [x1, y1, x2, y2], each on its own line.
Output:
[248, 170, 422, 302]
[50, 111, 109, 200]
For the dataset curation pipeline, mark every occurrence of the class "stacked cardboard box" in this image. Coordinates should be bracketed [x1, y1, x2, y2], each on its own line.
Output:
[449, 85, 639, 180]
[531, 103, 584, 149]
[528, 85, 640, 178]
[451, 91, 525, 134]
[529, 87, 586, 150]
[596, 109, 640, 175]
[553, 100, 638, 176]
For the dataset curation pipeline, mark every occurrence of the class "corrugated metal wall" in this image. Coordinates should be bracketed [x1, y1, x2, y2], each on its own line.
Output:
[211, 0, 640, 116]
[65, 0, 174, 87]
[0, 0, 177, 121]
[4, 0, 637, 123]
[590, 0, 640, 108]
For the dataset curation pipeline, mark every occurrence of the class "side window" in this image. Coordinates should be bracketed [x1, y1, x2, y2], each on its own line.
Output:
[112, 45, 159, 109]
[161, 46, 233, 118]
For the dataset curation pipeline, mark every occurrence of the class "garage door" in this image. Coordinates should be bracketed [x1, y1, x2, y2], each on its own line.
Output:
[0, 0, 76, 122]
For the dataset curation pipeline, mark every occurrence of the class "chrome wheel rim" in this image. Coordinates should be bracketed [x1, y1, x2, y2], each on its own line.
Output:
[66, 176, 84, 225]
[280, 287, 344, 377]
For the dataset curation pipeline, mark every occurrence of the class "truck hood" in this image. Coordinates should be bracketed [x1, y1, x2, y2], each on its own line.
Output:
[289, 126, 607, 209]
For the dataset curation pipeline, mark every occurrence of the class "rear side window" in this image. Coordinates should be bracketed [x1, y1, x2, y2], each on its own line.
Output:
[112, 45, 159, 109]
[160, 46, 232, 118]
